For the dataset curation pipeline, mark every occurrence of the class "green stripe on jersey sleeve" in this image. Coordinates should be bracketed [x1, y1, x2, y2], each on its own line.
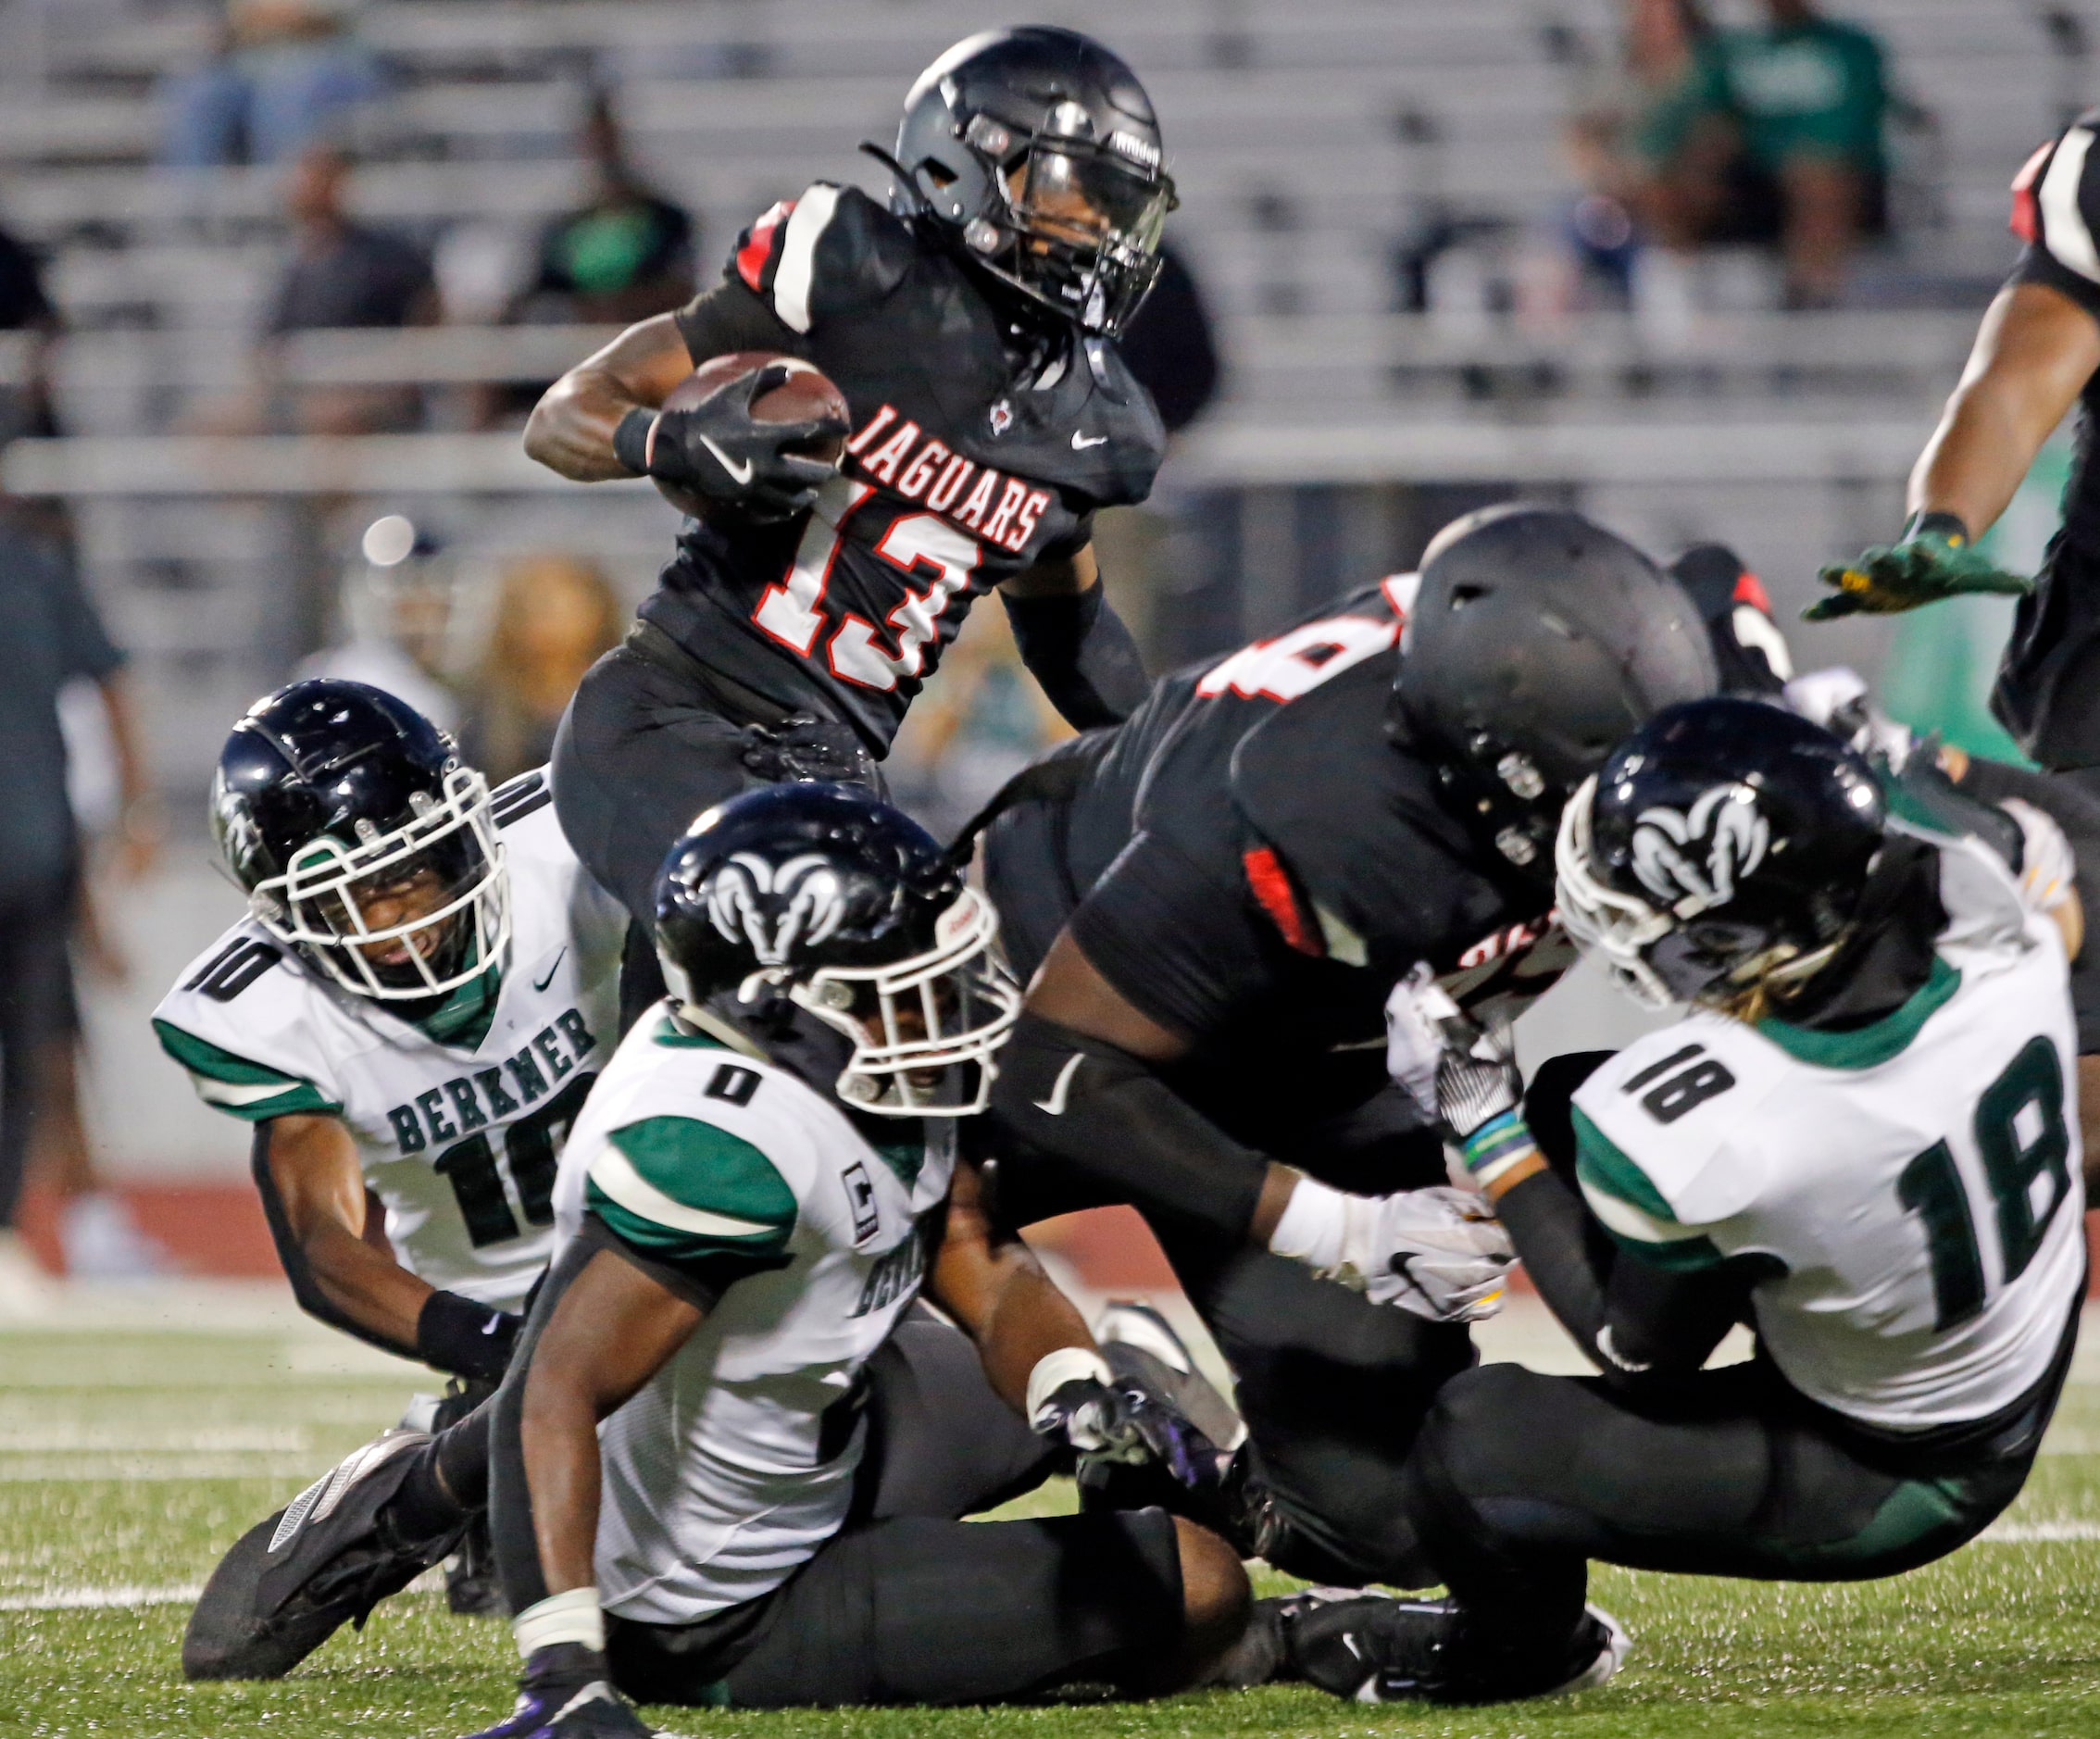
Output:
[1571, 1105, 1723, 1270]
[152, 1019, 340, 1121]
[585, 1115, 797, 1264]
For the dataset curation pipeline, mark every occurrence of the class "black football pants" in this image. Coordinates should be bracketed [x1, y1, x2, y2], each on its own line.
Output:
[550, 625, 883, 1032]
[981, 783, 1468, 1591]
[1400, 1341, 2069, 1683]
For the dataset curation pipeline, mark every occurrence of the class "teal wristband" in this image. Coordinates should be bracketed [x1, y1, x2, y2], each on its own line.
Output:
[1461, 1108, 1538, 1187]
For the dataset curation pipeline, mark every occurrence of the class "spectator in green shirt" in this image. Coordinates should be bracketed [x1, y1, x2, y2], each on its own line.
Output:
[1669, 0, 1888, 305]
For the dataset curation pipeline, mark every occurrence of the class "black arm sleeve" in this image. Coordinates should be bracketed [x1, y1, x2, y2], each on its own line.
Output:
[671, 275, 804, 365]
[985, 1012, 1270, 1241]
[1494, 1168, 1746, 1386]
[1001, 583, 1150, 729]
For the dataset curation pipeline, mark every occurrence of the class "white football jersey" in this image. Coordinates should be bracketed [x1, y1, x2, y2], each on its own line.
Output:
[548, 1004, 957, 1623]
[153, 771, 627, 1312]
[1572, 832, 2084, 1432]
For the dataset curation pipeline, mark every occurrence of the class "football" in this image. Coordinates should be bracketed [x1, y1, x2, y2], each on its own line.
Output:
[650, 350, 851, 519]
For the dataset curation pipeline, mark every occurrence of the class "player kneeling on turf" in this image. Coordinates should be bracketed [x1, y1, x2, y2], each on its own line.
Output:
[1283, 696, 2086, 1705]
[156, 681, 626, 1613]
[186, 784, 1249, 1726]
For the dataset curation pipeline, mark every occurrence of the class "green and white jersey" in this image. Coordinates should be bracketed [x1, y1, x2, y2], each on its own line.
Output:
[548, 1003, 957, 1624]
[1571, 833, 2085, 1432]
[151, 772, 626, 1312]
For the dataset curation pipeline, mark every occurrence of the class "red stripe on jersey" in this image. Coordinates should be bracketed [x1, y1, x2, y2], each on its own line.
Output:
[1731, 569, 1773, 614]
[2011, 140, 2052, 243]
[736, 200, 795, 293]
[1243, 847, 1323, 957]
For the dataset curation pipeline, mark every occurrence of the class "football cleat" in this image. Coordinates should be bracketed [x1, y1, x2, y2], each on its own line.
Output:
[182, 1430, 466, 1680]
[1280, 1588, 1628, 1705]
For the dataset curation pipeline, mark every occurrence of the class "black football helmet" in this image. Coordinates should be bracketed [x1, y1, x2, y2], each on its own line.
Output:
[212, 680, 508, 1002]
[889, 26, 1176, 337]
[654, 783, 1020, 1115]
[1397, 504, 1719, 882]
[1556, 696, 1888, 1011]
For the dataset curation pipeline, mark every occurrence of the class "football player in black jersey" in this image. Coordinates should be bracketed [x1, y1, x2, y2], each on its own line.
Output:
[1813, 108, 2100, 1146]
[969, 506, 1722, 1588]
[522, 27, 1169, 1015]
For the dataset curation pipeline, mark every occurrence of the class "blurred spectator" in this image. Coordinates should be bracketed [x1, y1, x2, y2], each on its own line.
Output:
[159, 0, 382, 169]
[1119, 244, 1221, 436]
[0, 219, 61, 442]
[0, 500, 161, 1307]
[1631, 0, 1889, 307]
[188, 146, 436, 434]
[514, 93, 696, 327]
[457, 554, 624, 785]
[297, 515, 461, 730]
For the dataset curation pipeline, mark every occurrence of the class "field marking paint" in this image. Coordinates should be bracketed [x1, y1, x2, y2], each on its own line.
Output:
[0, 1583, 203, 1611]
[1979, 1520, 2100, 1543]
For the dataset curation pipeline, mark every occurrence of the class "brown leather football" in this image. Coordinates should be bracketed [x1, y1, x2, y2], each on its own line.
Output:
[649, 351, 850, 519]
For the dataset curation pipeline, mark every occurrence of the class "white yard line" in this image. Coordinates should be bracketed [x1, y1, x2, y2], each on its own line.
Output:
[0, 1583, 203, 1611]
[1979, 1520, 2100, 1543]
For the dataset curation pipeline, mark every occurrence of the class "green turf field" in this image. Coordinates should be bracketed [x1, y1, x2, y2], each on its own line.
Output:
[6, 1311, 2100, 1739]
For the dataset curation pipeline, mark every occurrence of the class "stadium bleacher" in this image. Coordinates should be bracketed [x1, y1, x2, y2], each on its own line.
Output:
[0, 0, 2078, 789]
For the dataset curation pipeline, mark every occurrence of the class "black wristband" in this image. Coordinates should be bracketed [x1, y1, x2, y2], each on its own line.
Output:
[612, 406, 656, 477]
[1902, 509, 1971, 546]
[415, 1289, 520, 1383]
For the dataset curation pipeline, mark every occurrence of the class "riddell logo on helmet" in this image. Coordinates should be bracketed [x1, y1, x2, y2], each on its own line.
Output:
[844, 404, 1052, 553]
[704, 852, 850, 966]
[1630, 786, 1769, 916]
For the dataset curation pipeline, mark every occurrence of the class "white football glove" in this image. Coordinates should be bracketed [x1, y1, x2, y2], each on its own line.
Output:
[1326, 1185, 1514, 1322]
[1383, 965, 1464, 1122]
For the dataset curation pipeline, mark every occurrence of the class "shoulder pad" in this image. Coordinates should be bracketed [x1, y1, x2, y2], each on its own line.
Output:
[153, 926, 343, 1118]
[730, 182, 915, 335]
[490, 766, 554, 831]
[2014, 116, 2100, 284]
[1573, 1019, 1781, 1226]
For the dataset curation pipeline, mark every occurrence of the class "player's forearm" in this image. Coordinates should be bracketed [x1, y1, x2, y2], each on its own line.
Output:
[1908, 379, 2053, 543]
[297, 1220, 435, 1351]
[973, 1257, 1099, 1416]
[1909, 282, 2100, 538]
[523, 312, 694, 482]
[520, 1379, 605, 1595]
[522, 369, 649, 482]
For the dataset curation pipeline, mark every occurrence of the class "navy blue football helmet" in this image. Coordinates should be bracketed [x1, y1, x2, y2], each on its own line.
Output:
[211, 680, 507, 1001]
[1556, 696, 1887, 1011]
[654, 783, 1019, 1115]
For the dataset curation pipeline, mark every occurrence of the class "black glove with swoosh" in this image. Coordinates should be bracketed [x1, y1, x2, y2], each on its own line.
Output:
[617, 360, 846, 526]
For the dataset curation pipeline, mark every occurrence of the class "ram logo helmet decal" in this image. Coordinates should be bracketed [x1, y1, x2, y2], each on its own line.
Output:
[703, 851, 849, 966]
[1629, 784, 1769, 917]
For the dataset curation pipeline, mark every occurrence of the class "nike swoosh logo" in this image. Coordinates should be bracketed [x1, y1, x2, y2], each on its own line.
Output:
[532, 948, 566, 992]
[481, 1316, 502, 1334]
[1070, 431, 1108, 450]
[699, 434, 755, 484]
[1033, 1053, 1083, 1116]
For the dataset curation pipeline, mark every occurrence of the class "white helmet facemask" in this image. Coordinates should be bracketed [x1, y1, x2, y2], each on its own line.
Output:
[1554, 775, 1679, 1009]
[250, 765, 511, 1002]
[763, 885, 1021, 1117]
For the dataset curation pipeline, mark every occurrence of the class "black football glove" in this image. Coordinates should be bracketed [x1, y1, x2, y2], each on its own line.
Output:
[620, 360, 846, 525]
[738, 713, 880, 786]
[463, 1644, 652, 1739]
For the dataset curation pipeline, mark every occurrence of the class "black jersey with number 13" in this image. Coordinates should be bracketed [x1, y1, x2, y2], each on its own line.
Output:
[638, 181, 1166, 750]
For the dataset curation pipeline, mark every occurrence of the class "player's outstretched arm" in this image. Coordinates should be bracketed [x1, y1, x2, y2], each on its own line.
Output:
[1810, 283, 2099, 619]
[1000, 545, 1151, 729]
[522, 314, 699, 482]
[255, 1116, 519, 1382]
